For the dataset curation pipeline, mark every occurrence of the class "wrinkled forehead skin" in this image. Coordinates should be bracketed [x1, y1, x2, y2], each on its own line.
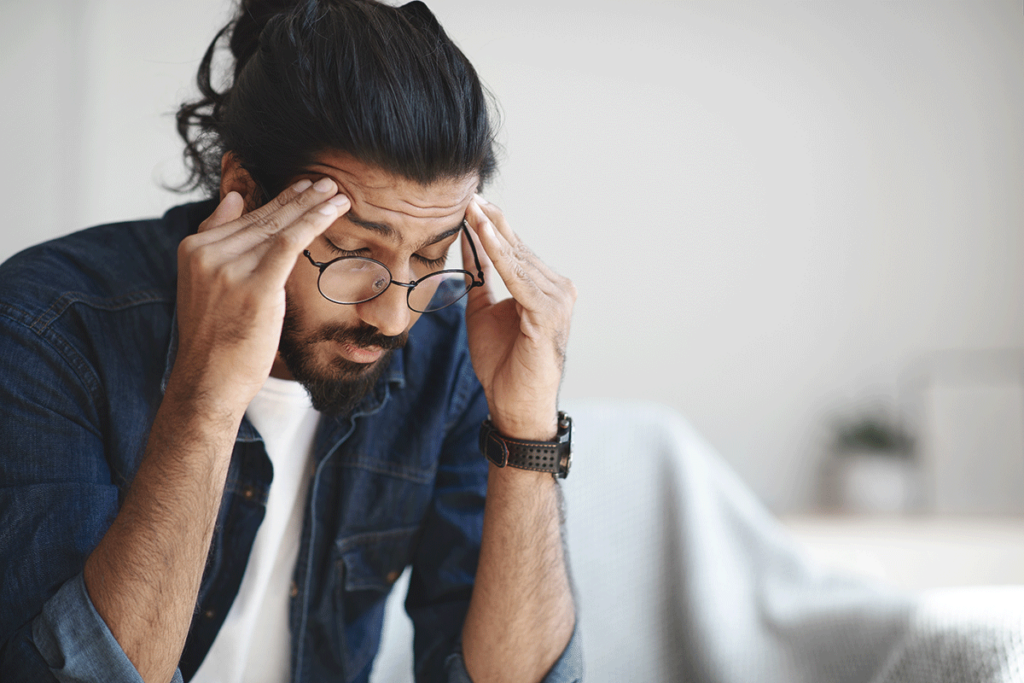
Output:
[298, 152, 480, 246]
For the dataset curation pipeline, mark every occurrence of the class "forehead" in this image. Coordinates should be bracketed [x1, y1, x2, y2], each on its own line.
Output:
[301, 152, 479, 241]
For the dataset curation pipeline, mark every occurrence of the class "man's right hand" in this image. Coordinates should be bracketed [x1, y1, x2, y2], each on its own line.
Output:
[170, 177, 349, 419]
[83, 177, 349, 683]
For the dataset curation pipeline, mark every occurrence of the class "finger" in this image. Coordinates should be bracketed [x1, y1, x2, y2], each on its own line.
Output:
[197, 191, 246, 234]
[196, 177, 338, 250]
[472, 196, 565, 287]
[473, 194, 524, 251]
[465, 201, 548, 309]
[252, 194, 351, 288]
[468, 200, 572, 306]
[232, 177, 340, 249]
[190, 179, 310, 247]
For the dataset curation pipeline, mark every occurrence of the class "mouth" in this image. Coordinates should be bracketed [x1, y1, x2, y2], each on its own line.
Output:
[338, 342, 384, 364]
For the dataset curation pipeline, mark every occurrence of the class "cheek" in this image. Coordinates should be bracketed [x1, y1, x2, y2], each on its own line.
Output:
[285, 255, 353, 325]
[285, 255, 320, 307]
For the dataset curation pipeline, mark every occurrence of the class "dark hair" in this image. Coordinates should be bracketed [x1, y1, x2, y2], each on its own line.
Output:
[174, 0, 498, 200]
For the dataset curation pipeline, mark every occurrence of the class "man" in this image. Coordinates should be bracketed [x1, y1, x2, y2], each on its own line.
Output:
[0, 1, 580, 682]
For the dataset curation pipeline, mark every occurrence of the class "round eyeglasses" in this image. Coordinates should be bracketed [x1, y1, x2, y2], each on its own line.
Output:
[302, 222, 485, 313]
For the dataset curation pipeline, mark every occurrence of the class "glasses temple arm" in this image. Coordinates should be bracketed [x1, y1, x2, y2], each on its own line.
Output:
[462, 223, 486, 285]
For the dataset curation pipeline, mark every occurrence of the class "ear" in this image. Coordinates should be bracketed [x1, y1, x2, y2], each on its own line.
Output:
[219, 152, 259, 211]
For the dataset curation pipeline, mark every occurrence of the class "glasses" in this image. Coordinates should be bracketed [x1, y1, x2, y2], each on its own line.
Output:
[302, 222, 485, 313]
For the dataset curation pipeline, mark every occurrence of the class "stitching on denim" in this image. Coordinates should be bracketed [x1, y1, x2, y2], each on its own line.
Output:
[295, 414, 359, 680]
[0, 306, 106, 435]
[444, 355, 480, 432]
[337, 456, 433, 484]
[29, 290, 171, 334]
[338, 538, 417, 591]
[335, 524, 419, 553]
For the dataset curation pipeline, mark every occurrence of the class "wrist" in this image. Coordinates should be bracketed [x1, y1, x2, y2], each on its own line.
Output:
[488, 408, 559, 442]
[480, 412, 573, 479]
[162, 370, 249, 435]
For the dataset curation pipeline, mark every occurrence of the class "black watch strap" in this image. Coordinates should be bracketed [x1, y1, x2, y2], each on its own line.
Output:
[479, 412, 573, 479]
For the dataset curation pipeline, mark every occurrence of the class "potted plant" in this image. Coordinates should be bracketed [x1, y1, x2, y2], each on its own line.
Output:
[824, 410, 918, 514]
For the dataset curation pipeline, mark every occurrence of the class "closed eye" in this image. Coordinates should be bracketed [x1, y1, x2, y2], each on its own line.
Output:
[325, 237, 448, 270]
[324, 238, 368, 258]
[414, 253, 449, 270]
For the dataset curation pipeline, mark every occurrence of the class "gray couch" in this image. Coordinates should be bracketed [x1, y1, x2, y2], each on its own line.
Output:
[371, 400, 1024, 682]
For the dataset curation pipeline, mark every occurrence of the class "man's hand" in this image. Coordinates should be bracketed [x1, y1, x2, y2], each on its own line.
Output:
[84, 177, 349, 683]
[461, 196, 577, 440]
[171, 178, 350, 419]
[460, 196, 578, 683]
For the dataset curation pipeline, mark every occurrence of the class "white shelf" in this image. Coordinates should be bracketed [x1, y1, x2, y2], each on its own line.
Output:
[781, 515, 1024, 591]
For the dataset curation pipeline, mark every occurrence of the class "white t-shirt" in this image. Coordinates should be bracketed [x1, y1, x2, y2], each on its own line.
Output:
[192, 376, 319, 683]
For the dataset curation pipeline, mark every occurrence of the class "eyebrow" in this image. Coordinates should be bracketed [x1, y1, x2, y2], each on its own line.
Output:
[344, 211, 465, 250]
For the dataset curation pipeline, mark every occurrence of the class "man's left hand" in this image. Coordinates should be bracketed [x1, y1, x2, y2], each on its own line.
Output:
[461, 196, 577, 441]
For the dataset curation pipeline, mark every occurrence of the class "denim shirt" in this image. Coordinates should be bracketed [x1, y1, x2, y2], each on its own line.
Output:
[0, 201, 581, 683]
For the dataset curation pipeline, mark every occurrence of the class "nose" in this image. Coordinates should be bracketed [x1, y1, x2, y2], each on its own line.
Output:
[355, 277, 413, 337]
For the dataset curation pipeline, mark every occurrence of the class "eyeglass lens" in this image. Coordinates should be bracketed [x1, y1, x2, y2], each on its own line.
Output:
[318, 257, 474, 312]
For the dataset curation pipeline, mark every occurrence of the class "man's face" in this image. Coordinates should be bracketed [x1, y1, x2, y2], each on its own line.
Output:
[271, 152, 479, 414]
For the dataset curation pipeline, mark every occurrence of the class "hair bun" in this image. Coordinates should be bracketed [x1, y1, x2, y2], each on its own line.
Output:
[400, 1, 441, 33]
[229, 0, 303, 79]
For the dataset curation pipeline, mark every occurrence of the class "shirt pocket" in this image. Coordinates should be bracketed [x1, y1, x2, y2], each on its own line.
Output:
[332, 525, 418, 678]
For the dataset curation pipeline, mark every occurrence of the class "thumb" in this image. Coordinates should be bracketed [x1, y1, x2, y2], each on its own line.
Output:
[198, 191, 246, 233]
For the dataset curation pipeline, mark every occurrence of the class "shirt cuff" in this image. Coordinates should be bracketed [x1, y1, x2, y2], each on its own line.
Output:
[443, 622, 583, 683]
[31, 572, 184, 683]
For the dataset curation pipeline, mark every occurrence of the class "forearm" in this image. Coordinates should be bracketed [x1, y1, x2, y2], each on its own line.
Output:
[83, 380, 242, 683]
[461, 455, 576, 683]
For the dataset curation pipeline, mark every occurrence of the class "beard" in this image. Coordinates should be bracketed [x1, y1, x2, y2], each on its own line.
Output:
[277, 299, 408, 416]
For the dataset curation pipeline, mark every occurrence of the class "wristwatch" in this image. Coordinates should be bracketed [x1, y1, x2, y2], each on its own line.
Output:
[479, 412, 573, 479]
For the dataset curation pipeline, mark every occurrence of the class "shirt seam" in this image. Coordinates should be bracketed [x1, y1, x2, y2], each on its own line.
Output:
[25, 290, 172, 334]
[445, 355, 480, 433]
[0, 305, 106, 431]
[0, 295, 174, 434]
[337, 457, 434, 484]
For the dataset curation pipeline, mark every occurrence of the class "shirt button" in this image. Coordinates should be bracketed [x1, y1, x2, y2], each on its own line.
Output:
[290, 581, 299, 598]
[204, 609, 216, 620]
[242, 486, 255, 501]
[386, 571, 400, 584]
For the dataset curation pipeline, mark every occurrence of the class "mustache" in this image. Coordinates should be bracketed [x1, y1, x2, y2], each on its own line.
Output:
[308, 323, 408, 351]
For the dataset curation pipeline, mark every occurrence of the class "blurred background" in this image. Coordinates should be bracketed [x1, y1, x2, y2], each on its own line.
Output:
[1, 1, 1022, 535]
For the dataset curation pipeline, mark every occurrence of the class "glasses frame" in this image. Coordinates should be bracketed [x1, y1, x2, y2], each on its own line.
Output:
[302, 221, 486, 313]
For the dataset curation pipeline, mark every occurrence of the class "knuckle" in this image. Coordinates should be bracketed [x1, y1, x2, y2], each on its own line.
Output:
[511, 262, 530, 282]
[276, 186, 296, 204]
[208, 257, 233, 280]
[267, 185, 297, 209]
[500, 238, 517, 261]
[191, 245, 220, 273]
[274, 228, 303, 250]
[178, 235, 199, 258]
[248, 212, 278, 234]
[562, 278, 579, 301]
[214, 260, 246, 287]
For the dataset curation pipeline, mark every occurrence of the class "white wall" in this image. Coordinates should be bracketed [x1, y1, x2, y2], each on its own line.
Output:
[2, 1, 1022, 511]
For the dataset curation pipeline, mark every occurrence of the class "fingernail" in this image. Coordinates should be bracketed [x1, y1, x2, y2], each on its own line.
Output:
[292, 179, 313, 192]
[313, 177, 335, 193]
[317, 203, 338, 216]
[327, 195, 349, 206]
